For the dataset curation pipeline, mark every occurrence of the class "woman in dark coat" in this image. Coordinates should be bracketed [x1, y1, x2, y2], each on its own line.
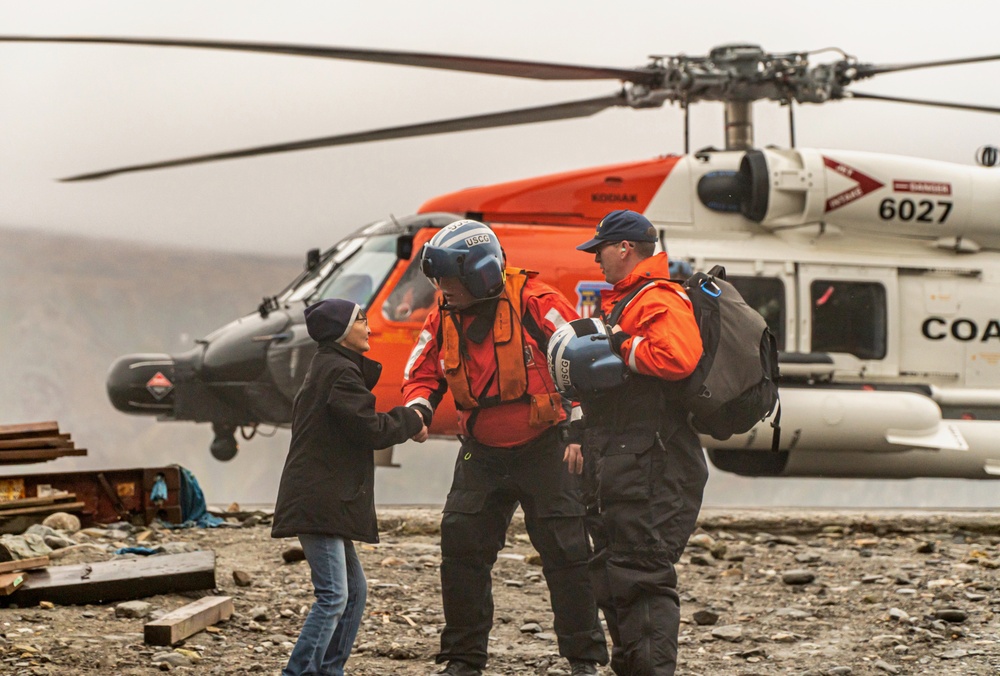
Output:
[272, 298, 426, 676]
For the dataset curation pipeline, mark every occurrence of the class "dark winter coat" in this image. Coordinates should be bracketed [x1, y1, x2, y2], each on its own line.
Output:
[271, 341, 423, 543]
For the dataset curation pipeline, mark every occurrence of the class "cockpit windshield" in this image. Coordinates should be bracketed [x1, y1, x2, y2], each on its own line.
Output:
[276, 213, 462, 310]
[280, 219, 408, 308]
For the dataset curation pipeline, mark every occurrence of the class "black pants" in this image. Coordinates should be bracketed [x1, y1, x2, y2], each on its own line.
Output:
[437, 429, 608, 669]
[585, 426, 708, 676]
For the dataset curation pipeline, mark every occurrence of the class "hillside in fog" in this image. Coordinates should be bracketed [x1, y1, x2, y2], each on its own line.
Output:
[1, 227, 997, 508]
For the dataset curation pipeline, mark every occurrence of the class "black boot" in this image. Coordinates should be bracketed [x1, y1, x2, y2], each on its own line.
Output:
[435, 661, 483, 676]
[569, 659, 599, 675]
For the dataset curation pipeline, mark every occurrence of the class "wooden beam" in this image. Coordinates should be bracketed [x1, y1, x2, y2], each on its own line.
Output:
[0, 572, 25, 596]
[4, 550, 216, 606]
[0, 494, 76, 509]
[0, 448, 88, 464]
[0, 556, 49, 574]
[0, 435, 72, 450]
[0, 501, 85, 517]
[0, 422, 59, 440]
[144, 595, 234, 646]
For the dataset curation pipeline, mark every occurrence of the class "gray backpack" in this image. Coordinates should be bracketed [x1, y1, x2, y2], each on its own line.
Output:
[607, 265, 780, 442]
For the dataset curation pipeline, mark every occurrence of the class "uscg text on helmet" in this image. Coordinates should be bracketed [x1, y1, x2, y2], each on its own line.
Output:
[464, 234, 492, 247]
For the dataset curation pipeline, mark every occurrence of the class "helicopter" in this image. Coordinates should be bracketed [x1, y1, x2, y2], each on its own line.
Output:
[4, 35, 1000, 481]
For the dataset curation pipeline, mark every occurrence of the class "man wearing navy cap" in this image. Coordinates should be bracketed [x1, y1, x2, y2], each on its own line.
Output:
[569, 210, 708, 676]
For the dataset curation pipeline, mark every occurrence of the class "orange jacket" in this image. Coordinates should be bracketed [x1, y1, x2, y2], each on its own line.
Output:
[600, 252, 702, 380]
[403, 271, 579, 447]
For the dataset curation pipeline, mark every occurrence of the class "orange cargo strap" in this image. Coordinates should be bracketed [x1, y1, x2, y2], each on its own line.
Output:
[440, 269, 531, 410]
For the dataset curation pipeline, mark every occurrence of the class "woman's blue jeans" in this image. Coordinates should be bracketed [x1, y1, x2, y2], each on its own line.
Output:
[282, 535, 368, 676]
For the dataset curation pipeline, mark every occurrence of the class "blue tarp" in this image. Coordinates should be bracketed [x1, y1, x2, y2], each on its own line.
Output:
[149, 466, 225, 529]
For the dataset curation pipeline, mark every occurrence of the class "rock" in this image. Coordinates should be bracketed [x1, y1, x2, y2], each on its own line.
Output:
[687, 533, 716, 551]
[42, 534, 75, 550]
[689, 553, 715, 566]
[519, 622, 542, 633]
[710, 625, 743, 642]
[282, 546, 306, 563]
[775, 607, 812, 619]
[873, 660, 900, 674]
[781, 569, 816, 585]
[692, 609, 719, 626]
[249, 606, 270, 621]
[232, 570, 253, 587]
[41, 512, 81, 533]
[0, 533, 53, 561]
[115, 601, 152, 619]
[933, 608, 967, 623]
[151, 652, 192, 667]
[916, 541, 936, 554]
[887, 607, 910, 622]
[380, 556, 407, 567]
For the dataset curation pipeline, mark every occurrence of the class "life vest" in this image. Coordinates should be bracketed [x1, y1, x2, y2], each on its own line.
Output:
[440, 268, 533, 410]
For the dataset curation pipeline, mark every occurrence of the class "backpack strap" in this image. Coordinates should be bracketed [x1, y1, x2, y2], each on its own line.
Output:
[605, 278, 669, 327]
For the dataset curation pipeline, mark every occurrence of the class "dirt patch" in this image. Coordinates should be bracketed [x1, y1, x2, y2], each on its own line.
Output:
[1, 507, 999, 674]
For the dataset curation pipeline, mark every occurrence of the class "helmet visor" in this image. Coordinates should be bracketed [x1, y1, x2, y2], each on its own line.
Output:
[420, 244, 466, 281]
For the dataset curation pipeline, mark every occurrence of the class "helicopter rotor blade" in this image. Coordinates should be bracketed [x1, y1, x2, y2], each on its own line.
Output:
[60, 93, 629, 181]
[855, 54, 1000, 78]
[847, 91, 1000, 115]
[0, 35, 658, 84]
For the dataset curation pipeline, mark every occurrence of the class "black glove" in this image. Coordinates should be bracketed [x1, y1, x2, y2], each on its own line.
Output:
[609, 330, 631, 356]
[410, 403, 433, 427]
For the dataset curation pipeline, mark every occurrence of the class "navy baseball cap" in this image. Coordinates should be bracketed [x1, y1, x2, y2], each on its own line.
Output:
[576, 210, 658, 253]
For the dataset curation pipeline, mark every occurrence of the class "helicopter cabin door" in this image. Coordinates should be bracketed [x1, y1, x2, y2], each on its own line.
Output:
[797, 264, 899, 379]
[706, 260, 795, 354]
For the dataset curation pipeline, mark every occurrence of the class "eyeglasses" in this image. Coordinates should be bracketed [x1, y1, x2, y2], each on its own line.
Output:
[355, 312, 368, 325]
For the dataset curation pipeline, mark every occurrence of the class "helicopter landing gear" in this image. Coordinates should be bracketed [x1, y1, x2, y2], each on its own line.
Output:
[210, 423, 239, 462]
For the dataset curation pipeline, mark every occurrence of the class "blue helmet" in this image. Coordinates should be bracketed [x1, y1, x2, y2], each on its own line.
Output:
[420, 220, 505, 300]
[547, 318, 629, 398]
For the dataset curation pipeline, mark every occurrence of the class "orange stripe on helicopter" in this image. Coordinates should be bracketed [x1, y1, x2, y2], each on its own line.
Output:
[418, 156, 681, 226]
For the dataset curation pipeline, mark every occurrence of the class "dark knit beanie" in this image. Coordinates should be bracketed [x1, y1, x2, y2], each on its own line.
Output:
[304, 298, 361, 343]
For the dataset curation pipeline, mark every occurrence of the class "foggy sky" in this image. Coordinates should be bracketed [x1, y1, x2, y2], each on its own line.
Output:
[2, 1, 1000, 256]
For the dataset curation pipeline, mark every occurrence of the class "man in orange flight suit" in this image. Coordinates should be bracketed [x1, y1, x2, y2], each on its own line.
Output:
[402, 219, 607, 676]
[566, 209, 708, 676]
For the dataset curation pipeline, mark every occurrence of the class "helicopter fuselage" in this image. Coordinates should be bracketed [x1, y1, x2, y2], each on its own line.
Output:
[108, 147, 1000, 478]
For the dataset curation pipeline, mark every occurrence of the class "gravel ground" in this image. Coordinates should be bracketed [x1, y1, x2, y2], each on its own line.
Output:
[2, 507, 1000, 675]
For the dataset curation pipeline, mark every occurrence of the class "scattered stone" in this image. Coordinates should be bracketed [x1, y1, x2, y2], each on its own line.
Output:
[781, 569, 816, 585]
[233, 570, 253, 587]
[933, 608, 967, 623]
[519, 622, 542, 634]
[41, 512, 81, 533]
[115, 601, 152, 619]
[692, 609, 719, 626]
[873, 660, 900, 674]
[282, 546, 306, 563]
[916, 541, 936, 554]
[710, 625, 743, 642]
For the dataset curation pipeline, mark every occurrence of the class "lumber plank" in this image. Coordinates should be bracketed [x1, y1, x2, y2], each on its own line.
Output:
[0, 422, 59, 439]
[0, 493, 76, 509]
[0, 556, 49, 574]
[0, 572, 25, 595]
[4, 550, 216, 606]
[0, 501, 85, 517]
[144, 595, 234, 646]
[0, 448, 88, 464]
[0, 435, 72, 450]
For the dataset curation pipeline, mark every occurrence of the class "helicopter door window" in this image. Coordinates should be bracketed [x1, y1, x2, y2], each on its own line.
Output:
[810, 280, 887, 360]
[728, 276, 786, 350]
[383, 253, 438, 324]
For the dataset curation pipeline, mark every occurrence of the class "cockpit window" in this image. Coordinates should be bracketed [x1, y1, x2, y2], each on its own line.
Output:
[810, 280, 887, 360]
[312, 235, 399, 306]
[729, 276, 786, 351]
[383, 252, 438, 324]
